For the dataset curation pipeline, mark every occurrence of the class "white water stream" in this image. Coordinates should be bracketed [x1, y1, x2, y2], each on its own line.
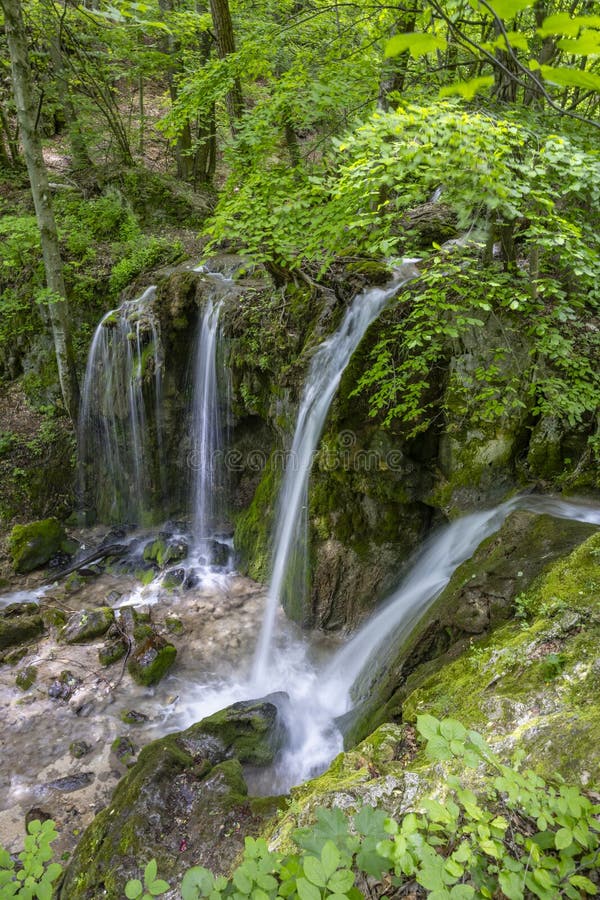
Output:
[77, 286, 163, 524]
[251, 263, 420, 686]
[190, 297, 226, 562]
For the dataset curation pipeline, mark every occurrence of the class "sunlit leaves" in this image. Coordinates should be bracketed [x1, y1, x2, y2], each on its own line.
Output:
[440, 75, 494, 100]
[538, 12, 600, 37]
[384, 32, 447, 59]
[539, 65, 600, 92]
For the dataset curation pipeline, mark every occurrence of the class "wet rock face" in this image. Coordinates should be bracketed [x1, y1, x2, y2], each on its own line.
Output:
[7, 518, 73, 574]
[0, 604, 44, 653]
[60, 608, 115, 644]
[344, 510, 598, 746]
[127, 634, 177, 686]
[58, 697, 286, 899]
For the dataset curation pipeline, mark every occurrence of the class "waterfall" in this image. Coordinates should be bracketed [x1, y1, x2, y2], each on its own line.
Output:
[78, 286, 164, 524]
[319, 495, 600, 718]
[190, 298, 225, 560]
[251, 263, 419, 687]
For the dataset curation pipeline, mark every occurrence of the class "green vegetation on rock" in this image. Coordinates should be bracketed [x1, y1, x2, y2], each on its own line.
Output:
[7, 517, 69, 573]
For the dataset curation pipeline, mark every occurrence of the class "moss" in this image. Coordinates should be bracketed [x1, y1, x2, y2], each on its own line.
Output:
[0, 614, 44, 651]
[98, 638, 128, 667]
[127, 636, 177, 686]
[60, 607, 115, 644]
[165, 616, 184, 635]
[7, 517, 68, 573]
[234, 456, 280, 582]
[192, 698, 283, 766]
[401, 531, 600, 784]
[15, 665, 37, 690]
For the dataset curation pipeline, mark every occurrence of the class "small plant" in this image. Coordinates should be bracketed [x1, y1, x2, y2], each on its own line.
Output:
[124, 859, 170, 898]
[0, 819, 63, 899]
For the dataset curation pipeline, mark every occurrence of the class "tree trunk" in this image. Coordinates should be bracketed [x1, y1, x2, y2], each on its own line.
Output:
[208, 0, 244, 132]
[1, 0, 80, 423]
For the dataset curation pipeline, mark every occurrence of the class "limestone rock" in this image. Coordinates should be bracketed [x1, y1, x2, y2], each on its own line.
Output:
[60, 607, 115, 644]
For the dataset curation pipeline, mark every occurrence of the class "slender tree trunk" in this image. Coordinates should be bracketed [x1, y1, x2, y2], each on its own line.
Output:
[0, 104, 21, 165]
[49, 35, 94, 173]
[208, 0, 243, 132]
[378, 14, 416, 111]
[1, 0, 80, 423]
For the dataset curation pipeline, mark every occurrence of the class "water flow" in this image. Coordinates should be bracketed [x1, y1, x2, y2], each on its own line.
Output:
[251, 265, 418, 686]
[320, 495, 600, 717]
[191, 298, 225, 559]
[78, 287, 164, 524]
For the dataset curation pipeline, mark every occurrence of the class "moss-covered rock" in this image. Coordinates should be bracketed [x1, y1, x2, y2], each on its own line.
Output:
[98, 637, 128, 667]
[58, 698, 284, 899]
[60, 607, 115, 644]
[127, 634, 176, 686]
[7, 517, 69, 573]
[344, 510, 597, 746]
[15, 665, 37, 690]
[0, 612, 44, 651]
[401, 530, 600, 784]
[188, 695, 286, 765]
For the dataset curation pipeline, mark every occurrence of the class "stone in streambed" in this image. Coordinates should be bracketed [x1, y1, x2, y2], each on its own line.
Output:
[15, 665, 37, 690]
[70, 741, 92, 759]
[60, 607, 114, 644]
[0, 607, 44, 651]
[127, 634, 176, 686]
[98, 637, 128, 667]
[8, 517, 72, 573]
[58, 696, 286, 899]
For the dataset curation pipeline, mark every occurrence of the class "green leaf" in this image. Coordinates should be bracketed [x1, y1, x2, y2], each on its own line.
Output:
[440, 76, 494, 100]
[34, 881, 52, 900]
[182, 866, 216, 899]
[327, 870, 354, 894]
[297, 876, 322, 900]
[125, 880, 143, 899]
[557, 32, 600, 55]
[440, 719, 467, 742]
[45, 862, 63, 882]
[539, 65, 600, 91]
[555, 827, 573, 850]
[304, 856, 327, 888]
[145, 860, 158, 885]
[499, 870, 525, 899]
[320, 842, 340, 880]
[149, 880, 170, 895]
[233, 868, 253, 894]
[538, 13, 600, 37]
[385, 32, 447, 59]
[416, 714, 441, 741]
[482, 0, 532, 19]
[569, 875, 598, 894]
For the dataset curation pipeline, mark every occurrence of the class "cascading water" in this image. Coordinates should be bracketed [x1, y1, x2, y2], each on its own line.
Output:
[251, 263, 419, 687]
[78, 286, 164, 524]
[190, 297, 226, 562]
[264, 495, 600, 790]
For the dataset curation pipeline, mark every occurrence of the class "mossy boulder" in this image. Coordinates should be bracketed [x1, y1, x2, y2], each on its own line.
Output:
[98, 638, 128, 667]
[0, 607, 44, 652]
[7, 517, 70, 573]
[127, 634, 176, 686]
[58, 698, 285, 899]
[188, 695, 287, 765]
[60, 607, 115, 644]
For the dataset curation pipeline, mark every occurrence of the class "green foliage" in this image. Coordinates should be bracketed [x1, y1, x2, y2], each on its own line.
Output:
[124, 859, 169, 899]
[0, 819, 62, 899]
[4, 719, 600, 899]
[378, 715, 600, 899]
